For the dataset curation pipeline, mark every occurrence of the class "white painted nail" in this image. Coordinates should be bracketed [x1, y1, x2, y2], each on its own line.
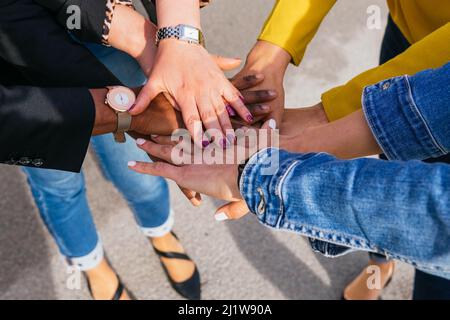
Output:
[128, 161, 137, 167]
[136, 138, 146, 146]
[215, 212, 229, 221]
[268, 119, 277, 130]
[151, 135, 159, 139]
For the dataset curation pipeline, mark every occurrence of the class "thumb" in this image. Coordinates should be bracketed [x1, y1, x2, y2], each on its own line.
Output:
[211, 54, 242, 71]
[214, 200, 250, 221]
[130, 78, 162, 115]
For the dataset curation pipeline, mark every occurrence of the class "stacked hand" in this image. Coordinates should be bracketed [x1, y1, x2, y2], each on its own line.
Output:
[128, 103, 332, 220]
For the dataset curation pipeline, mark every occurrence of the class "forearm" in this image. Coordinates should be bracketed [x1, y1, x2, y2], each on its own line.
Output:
[322, 23, 450, 121]
[108, 5, 157, 75]
[90, 88, 117, 136]
[241, 148, 450, 272]
[0, 85, 95, 172]
[156, 0, 201, 28]
[283, 109, 381, 159]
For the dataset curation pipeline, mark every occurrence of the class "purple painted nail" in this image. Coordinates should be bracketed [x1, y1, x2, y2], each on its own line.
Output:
[246, 114, 254, 123]
[227, 134, 236, 144]
[226, 104, 237, 116]
[202, 140, 210, 148]
[220, 138, 230, 149]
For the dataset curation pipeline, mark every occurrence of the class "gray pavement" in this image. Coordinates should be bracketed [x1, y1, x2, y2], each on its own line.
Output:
[0, 0, 414, 300]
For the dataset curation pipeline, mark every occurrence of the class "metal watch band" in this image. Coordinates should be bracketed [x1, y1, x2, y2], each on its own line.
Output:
[156, 24, 205, 47]
[114, 112, 132, 143]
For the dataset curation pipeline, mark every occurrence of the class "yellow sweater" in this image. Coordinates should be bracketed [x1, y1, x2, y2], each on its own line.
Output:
[259, 0, 450, 121]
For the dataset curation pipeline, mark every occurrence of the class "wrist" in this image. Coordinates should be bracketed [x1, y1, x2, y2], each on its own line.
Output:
[245, 41, 291, 79]
[109, 5, 157, 73]
[157, 0, 201, 29]
[91, 89, 117, 136]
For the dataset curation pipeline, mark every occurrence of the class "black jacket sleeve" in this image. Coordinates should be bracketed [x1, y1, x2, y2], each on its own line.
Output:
[0, 85, 95, 172]
[34, 0, 107, 43]
[0, 0, 120, 172]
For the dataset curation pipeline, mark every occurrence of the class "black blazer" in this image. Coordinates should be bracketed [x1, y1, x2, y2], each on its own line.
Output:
[0, 0, 120, 172]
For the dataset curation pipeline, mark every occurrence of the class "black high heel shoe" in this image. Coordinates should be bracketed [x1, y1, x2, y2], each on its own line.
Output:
[84, 258, 136, 300]
[151, 232, 201, 300]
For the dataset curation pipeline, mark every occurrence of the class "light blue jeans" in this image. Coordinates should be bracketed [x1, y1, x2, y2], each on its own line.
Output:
[23, 44, 172, 270]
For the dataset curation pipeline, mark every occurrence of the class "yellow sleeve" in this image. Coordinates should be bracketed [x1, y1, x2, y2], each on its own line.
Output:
[322, 23, 450, 121]
[258, 0, 336, 66]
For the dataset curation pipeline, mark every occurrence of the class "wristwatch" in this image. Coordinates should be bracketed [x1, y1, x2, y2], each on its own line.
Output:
[104, 86, 136, 143]
[156, 24, 205, 47]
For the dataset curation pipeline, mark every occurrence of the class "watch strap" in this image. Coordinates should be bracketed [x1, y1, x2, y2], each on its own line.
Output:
[114, 112, 132, 143]
[156, 25, 205, 47]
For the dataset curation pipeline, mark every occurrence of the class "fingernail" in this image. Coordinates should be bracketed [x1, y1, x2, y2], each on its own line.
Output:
[268, 119, 277, 129]
[215, 212, 229, 221]
[227, 133, 236, 144]
[128, 103, 136, 112]
[268, 90, 277, 96]
[259, 104, 270, 110]
[246, 114, 254, 123]
[243, 75, 257, 82]
[220, 138, 230, 149]
[151, 134, 159, 139]
[136, 138, 146, 146]
[202, 140, 210, 148]
[128, 161, 137, 167]
[226, 104, 237, 116]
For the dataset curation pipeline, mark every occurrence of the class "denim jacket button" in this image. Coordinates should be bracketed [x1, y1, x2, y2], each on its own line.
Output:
[382, 82, 390, 90]
[256, 187, 266, 216]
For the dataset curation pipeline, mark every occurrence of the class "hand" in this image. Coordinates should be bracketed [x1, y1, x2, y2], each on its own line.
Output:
[232, 41, 291, 127]
[130, 139, 242, 201]
[128, 120, 278, 217]
[131, 40, 253, 147]
[130, 92, 183, 136]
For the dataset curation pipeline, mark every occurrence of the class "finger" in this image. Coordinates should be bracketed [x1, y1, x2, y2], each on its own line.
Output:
[246, 104, 271, 117]
[241, 90, 277, 105]
[211, 55, 242, 71]
[214, 99, 235, 144]
[179, 186, 202, 207]
[136, 139, 175, 163]
[128, 161, 180, 182]
[230, 74, 264, 90]
[198, 96, 227, 148]
[214, 200, 250, 221]
[130, 79, 161, 115]
[178, 94, 204, 147]
[150, 135, 179, 146]
[223, 87, 253, 124]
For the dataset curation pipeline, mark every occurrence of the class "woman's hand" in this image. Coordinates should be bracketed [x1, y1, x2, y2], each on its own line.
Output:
[232, 41, 291, 127]
[128, 120, 278, 209]
[131, 40, 252, 147]
[129, 138, 243, 201]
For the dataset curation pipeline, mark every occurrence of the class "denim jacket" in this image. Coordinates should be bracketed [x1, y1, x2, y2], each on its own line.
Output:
[240, 62, 450, 277]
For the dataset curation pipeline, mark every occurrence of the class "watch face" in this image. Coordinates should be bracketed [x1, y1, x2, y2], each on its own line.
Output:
[180, 25, 199, 42]
[107, 87, 136, 112]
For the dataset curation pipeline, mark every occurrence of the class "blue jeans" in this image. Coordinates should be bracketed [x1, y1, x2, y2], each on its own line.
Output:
[23, 44, 171, 270]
